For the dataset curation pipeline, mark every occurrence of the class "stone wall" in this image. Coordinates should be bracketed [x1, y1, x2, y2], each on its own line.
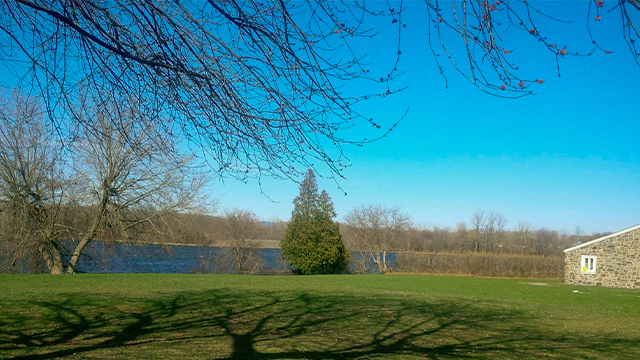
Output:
[564, 228, 640, 289]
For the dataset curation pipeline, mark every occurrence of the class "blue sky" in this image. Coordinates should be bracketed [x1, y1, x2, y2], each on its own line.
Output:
[0, 1, 637, 234]
[216, 1, 640, 234]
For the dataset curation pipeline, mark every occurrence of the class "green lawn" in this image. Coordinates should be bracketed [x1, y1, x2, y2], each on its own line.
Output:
[0, 274, 638, 359]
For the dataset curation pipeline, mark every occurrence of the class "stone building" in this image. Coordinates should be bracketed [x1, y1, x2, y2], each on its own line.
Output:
[563, 224, 640, 289]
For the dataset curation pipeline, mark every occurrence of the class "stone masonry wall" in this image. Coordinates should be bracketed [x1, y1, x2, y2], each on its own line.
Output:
[564, 228, 640, 289]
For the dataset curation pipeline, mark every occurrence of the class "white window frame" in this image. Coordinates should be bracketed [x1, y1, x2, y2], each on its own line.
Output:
[580, 255, 596, 274]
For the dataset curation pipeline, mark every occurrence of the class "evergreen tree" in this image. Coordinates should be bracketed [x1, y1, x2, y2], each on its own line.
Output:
[281, 169, 350, 274]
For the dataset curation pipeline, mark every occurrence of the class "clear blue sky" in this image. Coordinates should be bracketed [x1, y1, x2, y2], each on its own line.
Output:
[1, 1, 637, 234]
[216, 1, 640, 234]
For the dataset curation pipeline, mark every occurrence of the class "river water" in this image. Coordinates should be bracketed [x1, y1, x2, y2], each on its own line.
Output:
[66, 241, 396, 274]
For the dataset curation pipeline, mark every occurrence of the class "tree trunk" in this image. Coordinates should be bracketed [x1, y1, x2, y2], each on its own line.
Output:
[66, 202, 105, 274]
[382, 250, 387, 273]
[66, 237, 92, 274]
[372, 252, 382, 273]
[39, 242, 63, 274]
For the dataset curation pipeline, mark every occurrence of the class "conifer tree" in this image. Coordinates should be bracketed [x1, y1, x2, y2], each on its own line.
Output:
[281, 169, 350, 274]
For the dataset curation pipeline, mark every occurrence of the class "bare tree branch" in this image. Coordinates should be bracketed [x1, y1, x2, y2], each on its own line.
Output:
[0, 0, 404, 181]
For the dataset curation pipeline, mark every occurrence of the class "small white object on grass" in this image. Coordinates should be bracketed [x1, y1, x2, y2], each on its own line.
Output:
[572, 290, 579, 293]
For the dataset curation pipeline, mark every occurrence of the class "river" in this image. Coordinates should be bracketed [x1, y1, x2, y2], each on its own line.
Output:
[65, 241, 397, 274]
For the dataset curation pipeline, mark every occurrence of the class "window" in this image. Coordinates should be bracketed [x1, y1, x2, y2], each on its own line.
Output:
[580, 255, 596, 274]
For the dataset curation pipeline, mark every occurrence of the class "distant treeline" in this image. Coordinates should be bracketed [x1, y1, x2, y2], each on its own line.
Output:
[162, 213, 606, 258]
[161, 214, 288, 246]
[377, 225, 606, 257]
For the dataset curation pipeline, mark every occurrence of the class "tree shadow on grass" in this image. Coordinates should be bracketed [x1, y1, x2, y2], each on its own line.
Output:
[0, 288, 637, 359]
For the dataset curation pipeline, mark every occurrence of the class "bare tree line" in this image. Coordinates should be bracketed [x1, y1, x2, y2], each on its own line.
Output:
[405, 221, 601, 257]
[341, 206, 608, 273]
[342, 207, 604, 258]
[338, 205, 605, 274]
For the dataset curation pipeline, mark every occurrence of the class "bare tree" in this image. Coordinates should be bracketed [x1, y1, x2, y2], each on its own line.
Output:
[0, 92, 72, 273]
[0, 90, 210, 274]
[65, 103, 210, 274]
[573, 226, 584, 246]
[533, 228, 560, 256]
[343, 204, 412, 273]
[431, 226, 452, 253]
[470, 210, 485, 253]
[469, 210, 506, 253]
[0, 1, 403, 181]
[220, 208, 264, 275]
[484, 211, 507, 253]
[516, 222, 533, 255]
[454, 222, 469, 254]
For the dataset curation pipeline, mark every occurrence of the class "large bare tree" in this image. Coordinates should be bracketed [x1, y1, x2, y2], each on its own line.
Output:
[65, 103, 210, 274]
[0, 91, 210, 274]
[0, 92, 73, 273]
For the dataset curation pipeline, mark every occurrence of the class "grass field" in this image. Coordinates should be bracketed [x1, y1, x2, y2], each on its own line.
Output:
[1, 274, 638, 359]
